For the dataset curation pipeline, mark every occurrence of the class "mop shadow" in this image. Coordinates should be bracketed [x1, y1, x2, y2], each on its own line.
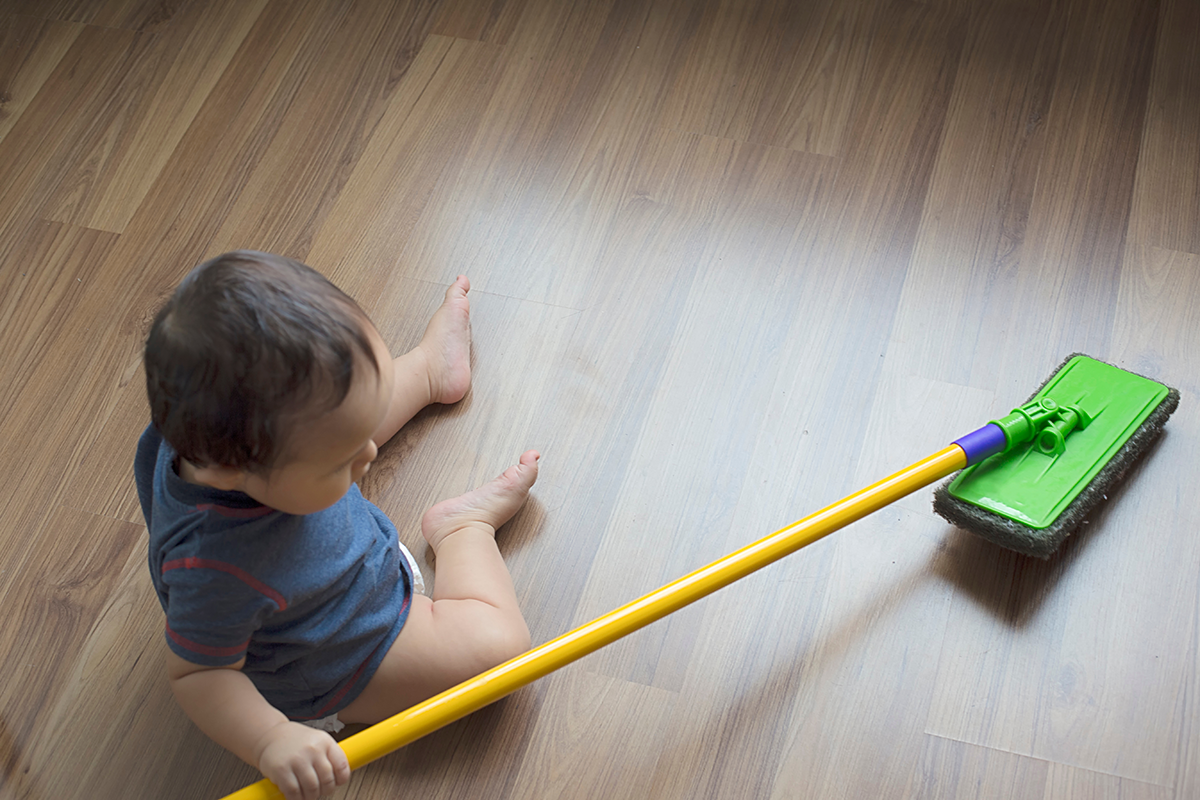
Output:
[334, 680, 543, 795]
[932, 432, 1169, 628]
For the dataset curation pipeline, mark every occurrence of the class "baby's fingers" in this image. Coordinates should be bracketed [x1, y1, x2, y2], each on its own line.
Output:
[272, 764, 313, 800]
[324, 743, 350, 796]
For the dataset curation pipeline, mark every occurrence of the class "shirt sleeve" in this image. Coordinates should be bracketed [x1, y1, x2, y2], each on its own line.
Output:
[159, 558, 283, 667]
[134, 425, 160, 531]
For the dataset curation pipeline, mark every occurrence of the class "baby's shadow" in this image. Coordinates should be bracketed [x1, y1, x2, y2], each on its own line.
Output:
[335, 680, 542, 792]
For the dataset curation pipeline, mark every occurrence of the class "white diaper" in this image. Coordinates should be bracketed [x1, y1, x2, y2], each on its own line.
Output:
[399, 540, 426, 595]
[300, 713, 345, 733]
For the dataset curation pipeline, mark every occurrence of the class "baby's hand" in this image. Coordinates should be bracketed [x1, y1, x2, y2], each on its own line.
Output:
[255, 721, 351, 800]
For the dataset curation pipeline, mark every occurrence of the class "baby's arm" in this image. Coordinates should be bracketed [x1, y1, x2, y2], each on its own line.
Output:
[167, 649, 350, 800]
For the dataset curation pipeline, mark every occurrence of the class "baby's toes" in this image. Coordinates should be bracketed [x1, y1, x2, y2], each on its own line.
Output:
[509, 452, 540, 488]
[447, 275, 470, 300]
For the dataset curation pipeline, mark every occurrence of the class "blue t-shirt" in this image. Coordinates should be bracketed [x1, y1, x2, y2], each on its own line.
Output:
[135, 425, 413, 719]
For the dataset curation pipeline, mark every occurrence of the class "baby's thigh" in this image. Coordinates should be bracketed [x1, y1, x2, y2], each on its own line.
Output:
[338, 595, 523, 725]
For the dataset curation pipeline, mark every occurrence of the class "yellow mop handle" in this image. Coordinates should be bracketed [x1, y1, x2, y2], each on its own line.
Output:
[224, 445, 967, 800]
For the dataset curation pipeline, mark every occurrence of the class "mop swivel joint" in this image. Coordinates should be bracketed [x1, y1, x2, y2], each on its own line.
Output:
[991, 398, 1093, 457]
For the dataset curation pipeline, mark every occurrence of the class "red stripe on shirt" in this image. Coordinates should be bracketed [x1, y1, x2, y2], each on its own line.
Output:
[162, 557, 288, 611]
[166, 622, 248, 658]
[195, 503, 273, 519]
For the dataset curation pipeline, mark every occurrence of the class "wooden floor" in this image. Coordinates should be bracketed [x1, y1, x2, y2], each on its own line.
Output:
[1, 0, 1197, 797]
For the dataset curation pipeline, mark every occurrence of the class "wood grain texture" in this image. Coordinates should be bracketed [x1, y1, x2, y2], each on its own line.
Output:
[907, 735, 1050, 799]
[432, 0, 526, 43]
[0, 219, 120, 576]
[202, 0, 443, 260]
[0, 508, 145, 797]
[888, 0, 1063, 388]
[984, 0, 1160, 386]
[1042, 763, 1174, 800]
[0, 219, 118, 406]
[508, 669, 676, 798]
[1128, 0, 1200, 256]
[0, 22, 139, 237]
[569, 136, 834, 693]
[0, 14, 81, 144]
[0, 0, 1196, 797]
[305, 34, 506, 295]
[3, 0, 186, 32]
[657, 0, 878, 155]
[39, 0, 266, 232]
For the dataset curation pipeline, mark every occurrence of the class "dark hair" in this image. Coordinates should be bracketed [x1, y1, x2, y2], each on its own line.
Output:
[144, 251, 379, 472]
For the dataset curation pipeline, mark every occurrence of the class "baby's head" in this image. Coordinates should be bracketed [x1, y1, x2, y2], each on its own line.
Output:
[145, 251, 394, 514]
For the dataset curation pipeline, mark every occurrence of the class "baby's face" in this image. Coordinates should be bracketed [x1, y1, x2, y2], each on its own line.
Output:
[238, 324, 395, 515]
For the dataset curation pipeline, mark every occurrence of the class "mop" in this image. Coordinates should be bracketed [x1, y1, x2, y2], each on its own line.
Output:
[224, 354, 1178, 799]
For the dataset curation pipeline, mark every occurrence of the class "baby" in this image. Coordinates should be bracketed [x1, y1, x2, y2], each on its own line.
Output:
[134, 251, 538, 800]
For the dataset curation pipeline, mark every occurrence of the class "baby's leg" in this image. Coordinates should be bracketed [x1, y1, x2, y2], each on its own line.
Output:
[371, 276, 473, 447]
[338, 452, 539, 724]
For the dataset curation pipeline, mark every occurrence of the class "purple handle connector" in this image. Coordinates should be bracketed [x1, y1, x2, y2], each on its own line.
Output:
[953, 424, 1008, 466]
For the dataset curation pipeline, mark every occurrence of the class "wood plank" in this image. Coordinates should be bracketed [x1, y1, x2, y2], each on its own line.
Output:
[0, 23, 141, 237]
[657, 0, 879, 155]
[4, 0, 186, 31]
[1110, 246, 1200, 790]
[1177, 591, 1200, 800]
[0, 219, 120, 572]
[345, 687, 542, 800]
[431, 127, 744, 649]
[202, 0, 442, 260]
[54, 0, 459, 546]
[57, 371, 148, 525]
[1042, 763, 1173, 800]
[905, 736, 1050, 799]
[646, 4, 966, 795]
[360, 283, 583, 619]
[1128, 0, 1200, 256]
[982, 0, 1159, 387]
[887, 0, 1064, 388]
[86, 0, 330, 301]
[1, 3, 260, 235]
[925, 0, 1188, 783]
[39, 0, 340, 531]
[3, 542, 258, 800]
[0, 0, 1194, 797]
[0, 507, 145, 799]
[508, 669, 676, 797]
[431, 0, 527, 44]
[926, 247, 1196, 787]
[762, 375, 990, 799]
[748, 0, 966, 514]
[0, 0, 326, 603]
[384, 0, 661, 307]
[0, 14, 82, 144]
[0, 219, 119, 408]
[570, 139, 833, 691]
[39, 0, 267, 232]
[303, 34, 506, 299]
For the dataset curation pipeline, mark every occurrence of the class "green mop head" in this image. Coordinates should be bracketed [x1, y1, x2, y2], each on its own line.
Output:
[933, 354, 1179, 559]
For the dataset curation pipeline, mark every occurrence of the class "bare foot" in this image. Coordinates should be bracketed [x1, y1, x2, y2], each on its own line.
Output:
[419, 276, 472, 405]
[422, 451, 540, 550]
